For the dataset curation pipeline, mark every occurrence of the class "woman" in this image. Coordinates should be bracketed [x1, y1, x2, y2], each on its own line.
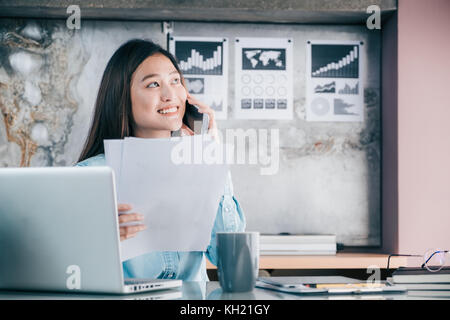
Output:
[76, 39, 245, 281]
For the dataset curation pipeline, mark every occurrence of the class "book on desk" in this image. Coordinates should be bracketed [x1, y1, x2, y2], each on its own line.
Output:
[391, 267, 450, 283]
[387, 267, 450, 291]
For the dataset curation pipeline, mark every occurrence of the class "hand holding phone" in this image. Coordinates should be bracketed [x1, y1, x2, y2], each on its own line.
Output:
[183, 102, 209, 135]
[183, 94, 218, 140]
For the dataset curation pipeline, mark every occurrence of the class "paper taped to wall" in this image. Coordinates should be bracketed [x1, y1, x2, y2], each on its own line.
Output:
[306, 40, 364, 122]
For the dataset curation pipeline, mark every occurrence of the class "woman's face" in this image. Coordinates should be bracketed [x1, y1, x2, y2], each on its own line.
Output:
[130, 53, 187, 138]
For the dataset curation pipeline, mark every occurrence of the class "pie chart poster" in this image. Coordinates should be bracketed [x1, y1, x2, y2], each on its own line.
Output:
[306, 40, 364, 122]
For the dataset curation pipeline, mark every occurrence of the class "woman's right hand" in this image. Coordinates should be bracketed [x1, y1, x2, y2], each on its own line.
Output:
[118, 204, 146, 241]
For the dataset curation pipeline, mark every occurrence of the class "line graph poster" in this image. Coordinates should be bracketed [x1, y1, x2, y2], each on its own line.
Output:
[306, 40, 364, 122]
[169, 36, 228, 119]
[234, 37, 293, 120]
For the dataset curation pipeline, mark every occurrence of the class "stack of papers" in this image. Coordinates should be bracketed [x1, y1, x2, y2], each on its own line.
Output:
[104, 135, 229, 261]
[260, 234, 337, 255]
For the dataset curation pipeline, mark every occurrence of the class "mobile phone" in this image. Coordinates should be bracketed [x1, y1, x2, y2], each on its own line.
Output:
[183, 102, 209, 135]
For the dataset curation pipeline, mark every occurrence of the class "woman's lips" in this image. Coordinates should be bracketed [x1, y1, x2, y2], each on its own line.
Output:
[157, 106, 179, 117]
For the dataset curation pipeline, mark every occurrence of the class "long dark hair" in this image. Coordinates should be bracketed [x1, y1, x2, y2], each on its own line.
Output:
[78, 39, 183, 162]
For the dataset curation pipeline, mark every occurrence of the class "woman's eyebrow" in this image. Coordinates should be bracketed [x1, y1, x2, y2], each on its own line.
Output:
[141, 70, 179, 82]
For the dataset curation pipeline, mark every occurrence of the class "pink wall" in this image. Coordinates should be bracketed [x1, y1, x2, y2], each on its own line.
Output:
[397, 0, 450, 254]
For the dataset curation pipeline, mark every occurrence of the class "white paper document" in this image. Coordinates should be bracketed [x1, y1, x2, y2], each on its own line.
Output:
[104, 139, 124, 194]
[105, 135, 229, 261]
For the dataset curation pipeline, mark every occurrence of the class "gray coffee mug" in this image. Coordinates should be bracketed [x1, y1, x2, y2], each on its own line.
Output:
[216, 232, 260, 292]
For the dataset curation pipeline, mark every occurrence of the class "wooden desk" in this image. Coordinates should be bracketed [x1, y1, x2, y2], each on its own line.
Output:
[207, 253, 408, 269]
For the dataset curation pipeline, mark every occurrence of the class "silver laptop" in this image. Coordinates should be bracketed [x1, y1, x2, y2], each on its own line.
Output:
[0, 166, 182, 294]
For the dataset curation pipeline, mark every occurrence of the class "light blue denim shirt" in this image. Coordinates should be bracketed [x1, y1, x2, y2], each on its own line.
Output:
[76, 154, 245, 281]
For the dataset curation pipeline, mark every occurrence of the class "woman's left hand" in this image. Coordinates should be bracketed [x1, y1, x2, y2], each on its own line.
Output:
[186, 93, 219, 141]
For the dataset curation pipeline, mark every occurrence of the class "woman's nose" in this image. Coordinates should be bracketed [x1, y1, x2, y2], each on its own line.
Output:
[160, 83, 177, 102]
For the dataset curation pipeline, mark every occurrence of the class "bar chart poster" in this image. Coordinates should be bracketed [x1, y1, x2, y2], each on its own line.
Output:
[234, 37, 293, 120]
[306, 40, 364, 122]
[169, 36, 228, 120]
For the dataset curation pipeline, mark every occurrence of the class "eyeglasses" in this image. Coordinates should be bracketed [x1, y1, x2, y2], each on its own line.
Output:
[387, 249, 449, 274]
[421, 249, 449, 272]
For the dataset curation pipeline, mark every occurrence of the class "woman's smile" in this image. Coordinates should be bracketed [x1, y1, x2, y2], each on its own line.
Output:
[157, 105, 180, 118]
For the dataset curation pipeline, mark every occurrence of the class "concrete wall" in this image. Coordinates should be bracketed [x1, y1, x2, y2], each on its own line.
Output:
[0, 18, 382, 246]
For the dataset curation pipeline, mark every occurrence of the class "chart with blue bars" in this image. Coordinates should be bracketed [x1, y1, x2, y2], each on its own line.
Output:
[175, 41, 224, 76]
[311, 44, 359, 79]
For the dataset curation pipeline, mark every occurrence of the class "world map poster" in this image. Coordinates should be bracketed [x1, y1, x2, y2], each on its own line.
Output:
[234, 37, 293, 120]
